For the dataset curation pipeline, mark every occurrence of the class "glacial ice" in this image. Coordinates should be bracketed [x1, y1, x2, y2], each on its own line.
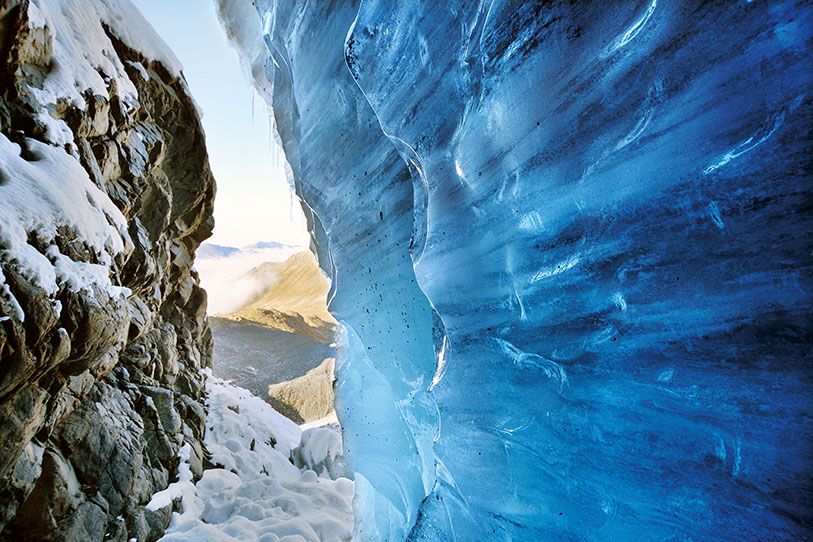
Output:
[218, 1, 812, 540]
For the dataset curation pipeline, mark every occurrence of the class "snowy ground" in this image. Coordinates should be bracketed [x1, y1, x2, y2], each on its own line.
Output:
[152, 372, 353, 542]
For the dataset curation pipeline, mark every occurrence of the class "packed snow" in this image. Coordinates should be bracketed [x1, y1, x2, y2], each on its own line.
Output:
[154, 372, 353, 542]
[0, 0, 188, 317]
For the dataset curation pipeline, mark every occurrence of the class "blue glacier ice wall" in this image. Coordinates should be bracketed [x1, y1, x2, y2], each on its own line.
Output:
[218, 0, 812, 540]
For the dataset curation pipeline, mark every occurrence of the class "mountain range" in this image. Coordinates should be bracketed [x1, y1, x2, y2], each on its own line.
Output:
[209, 250, 338, 424]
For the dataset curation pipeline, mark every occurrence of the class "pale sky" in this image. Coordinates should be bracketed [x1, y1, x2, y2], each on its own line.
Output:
[132, 0, 308, 248]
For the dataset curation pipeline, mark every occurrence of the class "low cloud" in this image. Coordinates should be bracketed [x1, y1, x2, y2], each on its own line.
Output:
[196, 244, 302, 314]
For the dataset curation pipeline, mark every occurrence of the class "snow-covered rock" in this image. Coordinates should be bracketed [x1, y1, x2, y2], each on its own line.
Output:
[0, 0, 215, 539]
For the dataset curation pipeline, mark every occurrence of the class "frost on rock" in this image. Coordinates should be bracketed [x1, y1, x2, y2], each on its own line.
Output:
[218, 1, 811, 541]
[156, 373, 353, 542]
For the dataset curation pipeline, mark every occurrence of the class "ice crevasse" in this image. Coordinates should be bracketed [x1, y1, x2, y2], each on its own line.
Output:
[216, 1, 812, 540]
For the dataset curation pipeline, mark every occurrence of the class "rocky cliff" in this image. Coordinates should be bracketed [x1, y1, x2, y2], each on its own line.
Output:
[0, 1, 215, 540]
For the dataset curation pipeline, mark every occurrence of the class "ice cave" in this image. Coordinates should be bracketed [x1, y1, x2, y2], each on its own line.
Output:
[0, 0, 810, 541]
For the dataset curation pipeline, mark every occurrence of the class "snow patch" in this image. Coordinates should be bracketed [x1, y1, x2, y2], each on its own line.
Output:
[146, 443, 198, 515]
[300, 411, 340, 431]
[156, 373, 353, 542]
[0, 134, 130, 300]
[30, 0, 182, 122]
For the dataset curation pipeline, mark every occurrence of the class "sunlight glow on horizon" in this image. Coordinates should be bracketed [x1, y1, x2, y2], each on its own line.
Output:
[132, 0, 309, 249]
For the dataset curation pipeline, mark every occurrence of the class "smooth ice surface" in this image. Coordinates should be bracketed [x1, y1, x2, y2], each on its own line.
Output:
[219, 1, 812, 540]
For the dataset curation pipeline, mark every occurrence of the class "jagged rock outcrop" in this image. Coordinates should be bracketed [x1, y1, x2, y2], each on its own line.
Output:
[0, 1, 215, 540]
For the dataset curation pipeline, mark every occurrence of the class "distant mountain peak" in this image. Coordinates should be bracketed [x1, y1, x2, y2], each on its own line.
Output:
[196, 243, 241, 259]
[197, 241, 305, 260]
[242, 241, 302, 251]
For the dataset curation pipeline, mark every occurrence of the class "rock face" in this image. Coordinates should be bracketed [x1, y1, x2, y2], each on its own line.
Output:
[211, 324, 335, 423]
[265, 357, 335, 424]
[0, 1, 214, 540]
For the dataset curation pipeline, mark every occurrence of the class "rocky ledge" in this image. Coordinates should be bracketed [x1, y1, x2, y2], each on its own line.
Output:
[0, 1, 215, 540]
